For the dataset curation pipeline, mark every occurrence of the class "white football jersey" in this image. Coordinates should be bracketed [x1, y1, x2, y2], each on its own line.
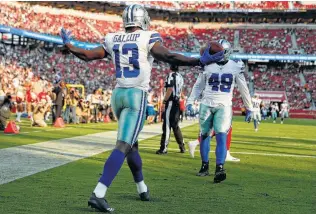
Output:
[103, 30, 162, 92]
[187, 60, 253, 110]
[252, 98, 262, 111]
[271, 104, 279, 112]
[281, 103, 289, 112]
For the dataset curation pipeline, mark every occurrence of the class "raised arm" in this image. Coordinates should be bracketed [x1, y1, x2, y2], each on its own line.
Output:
[150, 42, 224, 67]
[61, 28, 107, 61]
[65, 44, 107, 62]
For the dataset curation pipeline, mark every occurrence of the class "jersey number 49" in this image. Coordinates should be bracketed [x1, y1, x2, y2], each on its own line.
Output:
[208, 73, 233, 93]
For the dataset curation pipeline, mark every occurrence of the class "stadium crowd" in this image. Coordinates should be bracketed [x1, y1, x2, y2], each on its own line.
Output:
[1, 2, 316, 55]
[0, 1, 316, 129]
[113, 1, 316, 10]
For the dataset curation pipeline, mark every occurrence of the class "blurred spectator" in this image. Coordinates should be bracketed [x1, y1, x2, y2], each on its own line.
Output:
[52, 80, 66, 122]
[32, 99, 50, 127]
[0, 94, 13, 130]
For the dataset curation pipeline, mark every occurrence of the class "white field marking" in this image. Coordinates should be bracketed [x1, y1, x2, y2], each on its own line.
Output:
[0, 120, 196, 185]
[139, 146, 316, 159]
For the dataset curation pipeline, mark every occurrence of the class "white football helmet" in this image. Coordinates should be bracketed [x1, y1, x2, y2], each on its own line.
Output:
[218, 39, 232, 61]
[122, 4, 150, 31]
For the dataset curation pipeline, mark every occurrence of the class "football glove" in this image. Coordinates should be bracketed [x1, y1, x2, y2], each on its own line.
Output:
[199, 44, 224, 66]
[60, 28, 72, 44]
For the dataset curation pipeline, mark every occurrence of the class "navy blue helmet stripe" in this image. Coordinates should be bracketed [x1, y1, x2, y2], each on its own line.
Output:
[130, 4, 136, 22]
[127, 5, 132, 22]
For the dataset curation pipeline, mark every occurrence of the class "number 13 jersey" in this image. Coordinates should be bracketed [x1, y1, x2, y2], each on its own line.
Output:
[188, 60, 253, 110]
[103, 30, 162, 92]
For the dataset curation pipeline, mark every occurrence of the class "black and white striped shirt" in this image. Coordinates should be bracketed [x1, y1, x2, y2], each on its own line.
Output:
[165, 72, 184, 102]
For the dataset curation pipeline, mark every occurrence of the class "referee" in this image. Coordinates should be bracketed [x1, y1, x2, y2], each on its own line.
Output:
[156, 65, 186, 155]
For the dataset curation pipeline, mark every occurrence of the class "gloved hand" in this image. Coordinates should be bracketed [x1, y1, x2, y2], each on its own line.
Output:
[245, 109, 252, 123]
[60, 28, 72, 44]
[199, 44, 224, 66]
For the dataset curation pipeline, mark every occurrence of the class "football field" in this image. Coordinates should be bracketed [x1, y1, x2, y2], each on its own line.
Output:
[0, 117, 315, 214]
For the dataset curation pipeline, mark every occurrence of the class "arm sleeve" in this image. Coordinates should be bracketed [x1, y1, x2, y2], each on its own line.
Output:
[148, 31, 163, 51]
[236, 72, 253, 110]
[187, 73, 206, 105]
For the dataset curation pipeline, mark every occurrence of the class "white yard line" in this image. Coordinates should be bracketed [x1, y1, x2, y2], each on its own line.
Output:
[139, 146, 316, 159]
[0, 121, 195, 185]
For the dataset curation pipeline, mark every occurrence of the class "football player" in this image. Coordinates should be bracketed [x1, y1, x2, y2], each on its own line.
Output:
[280, 100, 289, 124]
[186, 39, 253, 183]
[271, 102, 279, 123]
[188, 126, 240, 162]
[251, 93, 262, 132]
[60, 4, 224, 212]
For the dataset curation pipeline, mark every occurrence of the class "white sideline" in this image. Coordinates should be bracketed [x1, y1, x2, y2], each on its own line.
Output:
[0, 121, 196, 185]
[139, 146, 316, 159]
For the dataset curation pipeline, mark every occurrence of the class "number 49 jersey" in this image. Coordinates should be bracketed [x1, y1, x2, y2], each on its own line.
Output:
[187, 60, 253, 110]
[103, 30, 162, 92]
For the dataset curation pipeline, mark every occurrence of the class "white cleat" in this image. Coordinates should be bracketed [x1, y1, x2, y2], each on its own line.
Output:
[226, 154, 240, 162]
[188, 140, 199, 158]
[281, 121, 283, 124]
[273, 121, 276, 123]
[255, 128, 258, 132]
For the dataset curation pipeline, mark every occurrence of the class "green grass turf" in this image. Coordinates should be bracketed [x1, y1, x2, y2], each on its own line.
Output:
[0, 119, 118, 149]
[0, 117, 315, 214]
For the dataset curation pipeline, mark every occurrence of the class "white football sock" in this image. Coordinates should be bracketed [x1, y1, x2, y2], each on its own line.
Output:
[192, 140, 199, 147]
[16, 112, 21, 120]
[227, 150, 231, 157]
[136, 181, 147, 194]
[93, 182, 107, 198]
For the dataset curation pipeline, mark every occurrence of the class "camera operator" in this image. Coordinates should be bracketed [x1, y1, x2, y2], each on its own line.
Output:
[0, 94, 14, 130]
[33, 99, 50, 127]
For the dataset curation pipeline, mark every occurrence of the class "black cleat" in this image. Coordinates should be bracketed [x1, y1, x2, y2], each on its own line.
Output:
[196, 162, 210, 176]
[88, 193, 114, 213]
[156, 150, 167, 155]
[214, 164, 226, 183]
[139, 189, 150, 201]
[179, 144, 186, 153]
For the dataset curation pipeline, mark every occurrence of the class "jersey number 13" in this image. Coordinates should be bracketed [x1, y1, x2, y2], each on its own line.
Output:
[113, 43, 140, 78]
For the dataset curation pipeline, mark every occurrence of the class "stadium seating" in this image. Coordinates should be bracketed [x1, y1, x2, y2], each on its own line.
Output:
[233, 1, 289, 10]
[179, 2, 230, 10]
[1, 2, 316, 111]
[293, 2, 316, 9]
[304, 72, 316, 100]
[252, 65, 308, 109]
[239, 29, 292, 54]
[296, 29, 316, 54]
[1, 2, 315, 55]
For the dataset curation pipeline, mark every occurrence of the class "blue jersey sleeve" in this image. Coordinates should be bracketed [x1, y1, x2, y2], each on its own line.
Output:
[149, 32, 163, 45]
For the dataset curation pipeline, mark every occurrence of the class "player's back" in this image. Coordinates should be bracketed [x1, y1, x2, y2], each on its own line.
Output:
[252, 98, 261, 111]
[281, 103, 288, 111]
[202, 60, 244, 107]
[103, 30, 162, 92]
